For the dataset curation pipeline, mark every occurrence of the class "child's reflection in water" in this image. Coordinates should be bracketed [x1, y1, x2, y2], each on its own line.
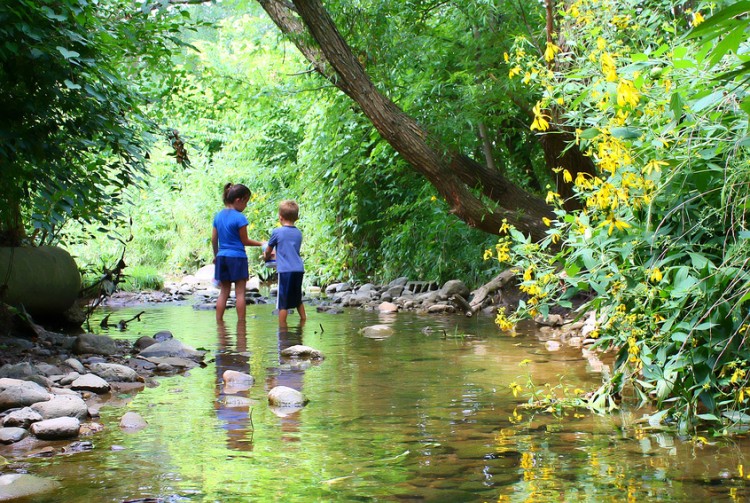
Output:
[267, 320, 307, 440]
[215, 320, 254, 451]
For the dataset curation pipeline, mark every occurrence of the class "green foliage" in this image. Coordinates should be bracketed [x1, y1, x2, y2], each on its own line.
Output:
[490, 0, 750, 434]
[121, 265, 164, 292]
[0, 0, 196, 246]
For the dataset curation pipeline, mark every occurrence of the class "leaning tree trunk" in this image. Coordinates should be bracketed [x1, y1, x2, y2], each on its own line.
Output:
[257, 0, 601, 240]
[258, 0, 554, 240]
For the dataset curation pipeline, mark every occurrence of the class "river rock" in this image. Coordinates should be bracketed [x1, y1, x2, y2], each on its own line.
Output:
[89, 362, 140, 382]
[31, 394, 88, 420]
[268, 386, 307, 407]
[0, 378, 50, 411]
[0, 474, 61, 501]
[0, 427, 28, 444]
[138, 338, 205, 361]
[2, 407, 43, 428]
[428, 304, 454, 314]
[30, 417, 81, 440]
[59, 372, 81, 386]
[280, 345, 324, 360]
[361, 324, 394, 339]
[223, 370, 255, 387]
[71, 374, 111, 394]
[0, 362, 38, 379]
[439, 280, 470, 299]
[119, 411, 148, 431]
[134, 335, 157, 351]
[63, 358, 86, 374]
[378, 302, 399, 314]
[73, 333, 118, 355]
[153, 330, 173, 342]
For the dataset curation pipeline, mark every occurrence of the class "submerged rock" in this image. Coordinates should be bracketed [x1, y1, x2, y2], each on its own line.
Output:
[268, 386, 307, 407]
[119, 411, 148, 432]
[280, 345, 324, 360]
[0, 473, 61, 501]
[361, 324, 394, 339]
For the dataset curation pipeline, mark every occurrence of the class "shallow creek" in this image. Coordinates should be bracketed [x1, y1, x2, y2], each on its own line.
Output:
[4, 302, 750, 502]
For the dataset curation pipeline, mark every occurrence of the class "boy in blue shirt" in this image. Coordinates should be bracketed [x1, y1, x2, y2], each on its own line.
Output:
[264, 200, 306, 327]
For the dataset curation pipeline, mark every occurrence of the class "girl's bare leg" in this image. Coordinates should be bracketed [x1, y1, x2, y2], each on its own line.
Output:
[216, 281, 232, 322]
[235, 279, 247, 321]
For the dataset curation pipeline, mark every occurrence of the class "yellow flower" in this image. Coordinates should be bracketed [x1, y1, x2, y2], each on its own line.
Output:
[643, 159, 668, 175]
[692, 11, 705, 27]
[616, 79, 640, 107]
[542, 217, 552, 226]
[519, 359, 532, 366]
[544, 42, 560, 62]
[649, 267, 663, 283]
[483, 249, 493, 261]
[600, 213, 631, 235]
[600, 52, 618, 82]
[509, 66, 522, 78]
[430, 196, 437, 202]
[563, 169, 573, 183]
[503, 52, 509, 63]
[596, 37, 607, 51]
[531, 102, 550, 131]
[509, 382, 523, 397]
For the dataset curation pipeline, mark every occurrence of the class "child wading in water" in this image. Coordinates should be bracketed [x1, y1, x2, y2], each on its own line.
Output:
[264, 200, 306, 327]
[212, 183, 264, 322]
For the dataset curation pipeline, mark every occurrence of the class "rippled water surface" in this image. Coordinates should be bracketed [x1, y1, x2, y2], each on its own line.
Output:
[4, 302, 750, 502]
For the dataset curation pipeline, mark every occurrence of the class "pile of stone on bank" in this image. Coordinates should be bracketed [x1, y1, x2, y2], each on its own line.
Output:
[0, 328, 204, 448]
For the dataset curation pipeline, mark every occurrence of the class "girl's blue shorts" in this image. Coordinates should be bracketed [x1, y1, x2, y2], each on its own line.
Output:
[215, 256, 249, 282]
[277, 271, 304, 310]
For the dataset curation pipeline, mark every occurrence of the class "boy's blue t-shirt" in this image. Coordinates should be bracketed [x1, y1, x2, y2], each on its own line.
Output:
[267, 225, 304, 273]
[213, 209, 249, 258]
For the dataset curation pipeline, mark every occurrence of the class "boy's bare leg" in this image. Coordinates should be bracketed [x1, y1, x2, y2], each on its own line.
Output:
[216, 281, 232, 322]
[235, 279, 247, 321]
[278, 308, 289, 328]
[297, 303, 307, 321]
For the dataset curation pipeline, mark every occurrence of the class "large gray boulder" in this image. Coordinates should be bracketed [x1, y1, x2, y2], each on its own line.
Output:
[71, 374, 111, 394]
[0, 378, 50, 411]
[2, 407, 43, 428]
[30, 417, 81, 440]
[89, 363, 140, 383]
[439, 279, 470, 300]
[31, 394, 88, 420]
[73, 333, 118, 355]
[138, 339, 205, 361]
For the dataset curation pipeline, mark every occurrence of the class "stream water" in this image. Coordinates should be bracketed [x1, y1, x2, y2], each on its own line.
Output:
[4, 302, 750, 502]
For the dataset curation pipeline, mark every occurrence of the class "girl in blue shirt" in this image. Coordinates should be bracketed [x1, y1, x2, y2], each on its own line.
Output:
[212, 183, 264, 322]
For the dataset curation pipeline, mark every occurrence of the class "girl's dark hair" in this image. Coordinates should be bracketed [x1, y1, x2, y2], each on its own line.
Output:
[223, 183, 251, 205]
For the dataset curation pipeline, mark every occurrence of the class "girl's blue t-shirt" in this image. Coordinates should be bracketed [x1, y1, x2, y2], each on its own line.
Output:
[267, 225, 304, 273]
[213, 209, 249, 258]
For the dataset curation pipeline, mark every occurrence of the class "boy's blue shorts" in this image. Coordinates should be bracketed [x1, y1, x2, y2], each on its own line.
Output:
[277, 271, 304, 310]
[215, 256, 249, 282]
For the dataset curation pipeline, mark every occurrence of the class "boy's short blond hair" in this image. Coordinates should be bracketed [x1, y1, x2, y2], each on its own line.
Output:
[279, 200, 299, 222]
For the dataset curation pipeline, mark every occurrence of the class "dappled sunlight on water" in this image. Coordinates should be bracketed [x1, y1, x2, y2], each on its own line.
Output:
[5, 303, 750, 502]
